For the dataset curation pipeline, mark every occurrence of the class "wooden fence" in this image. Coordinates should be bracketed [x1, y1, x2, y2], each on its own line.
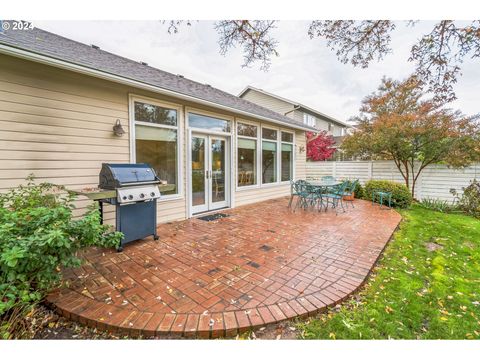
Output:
[306, 160, 480, 202]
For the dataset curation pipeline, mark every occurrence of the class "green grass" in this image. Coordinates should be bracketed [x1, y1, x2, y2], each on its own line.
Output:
[298, 205, 480, 339]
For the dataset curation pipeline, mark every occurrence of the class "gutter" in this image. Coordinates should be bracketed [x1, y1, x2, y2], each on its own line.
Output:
[0, 44, 315, 132]
[283, 105, 301, 117]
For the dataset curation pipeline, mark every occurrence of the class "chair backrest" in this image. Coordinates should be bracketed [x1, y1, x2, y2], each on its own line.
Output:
[335, 180, 350, 194]
[292, 179, 308, 194]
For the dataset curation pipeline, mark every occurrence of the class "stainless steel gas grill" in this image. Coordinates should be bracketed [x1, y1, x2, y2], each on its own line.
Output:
[98, 163, 161, 251]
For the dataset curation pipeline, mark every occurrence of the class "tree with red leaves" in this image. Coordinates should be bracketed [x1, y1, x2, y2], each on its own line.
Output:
[306, 131, 336, 161]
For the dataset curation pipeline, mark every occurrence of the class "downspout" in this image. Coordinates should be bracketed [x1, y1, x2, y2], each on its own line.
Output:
[284, 105, 301, 117]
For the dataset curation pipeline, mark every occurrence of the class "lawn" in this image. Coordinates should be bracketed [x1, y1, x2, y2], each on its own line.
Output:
[297, 205, 480, 339]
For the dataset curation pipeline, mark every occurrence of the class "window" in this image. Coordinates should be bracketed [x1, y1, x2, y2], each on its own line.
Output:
[237, 123, 257, 187]
[281, 132, 293, 182]
[238, 123, 257, 137]
[134, 100, 179, 196]
[189, 113, 231, 132]
[281, 132, 293, 142]
[262, 128, 277, 140]
[134, 101, 177, 126]
[303, 113, 316, 127]
[262, 128, 278, 184]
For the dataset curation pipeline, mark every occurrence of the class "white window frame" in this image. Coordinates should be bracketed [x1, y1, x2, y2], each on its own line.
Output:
[236, 120, 260, 191]
[280, 130, 295, 184]
[303, 113, 316, 127]
[129, 94, 183, 201]
[260, 125, 280, 187]
[186, 107, 234, 217]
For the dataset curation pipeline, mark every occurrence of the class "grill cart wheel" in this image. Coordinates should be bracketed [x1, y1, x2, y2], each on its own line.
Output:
[117, 246, 124, 252]
[154, 235, 159, 240]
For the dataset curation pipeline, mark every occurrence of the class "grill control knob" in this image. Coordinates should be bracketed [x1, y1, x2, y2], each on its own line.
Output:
[150, 192, 155, 197]
[140, 193, 145, 199]
[122, 196, 127, 200]
[128, 195, 133, 200]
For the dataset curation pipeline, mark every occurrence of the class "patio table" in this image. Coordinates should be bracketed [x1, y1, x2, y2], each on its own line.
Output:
[309, 180, 343, 188]
[307, 180, 344, 211]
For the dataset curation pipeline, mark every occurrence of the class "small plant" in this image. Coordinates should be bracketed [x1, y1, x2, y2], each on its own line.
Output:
[0, 176, 122, 338]
[451, 179, 480, 218]
[364, 180, 413, 208]
[419, 198, 455, 213]
[352, 181, 365, 199]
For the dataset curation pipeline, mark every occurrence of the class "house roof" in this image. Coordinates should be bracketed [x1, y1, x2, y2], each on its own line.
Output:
[238, 86, 351, 128]
[0, 26, 316, 132]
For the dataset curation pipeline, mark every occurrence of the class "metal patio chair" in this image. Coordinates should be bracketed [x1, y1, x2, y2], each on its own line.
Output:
[322, 181, 350, 214]
[289, 179, 308, 209]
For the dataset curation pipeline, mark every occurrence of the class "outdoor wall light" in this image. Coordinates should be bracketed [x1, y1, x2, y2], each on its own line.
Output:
[113, 119, 126, 137]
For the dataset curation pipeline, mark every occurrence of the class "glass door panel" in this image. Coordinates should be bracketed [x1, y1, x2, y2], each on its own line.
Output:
[210, 138, 226, 206]
[191, 135, 208, 213]
[191, 134, 229, 214]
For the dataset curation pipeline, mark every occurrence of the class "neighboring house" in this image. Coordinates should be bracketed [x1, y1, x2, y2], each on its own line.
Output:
[0, 27, 316, 224]
[238, 86, 351, 138]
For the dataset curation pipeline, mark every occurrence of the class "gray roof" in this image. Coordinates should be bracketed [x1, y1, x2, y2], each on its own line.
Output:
[0, 26, 315, 131]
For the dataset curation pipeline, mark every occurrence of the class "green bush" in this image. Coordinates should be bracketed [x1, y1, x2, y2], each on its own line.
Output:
[364, 180, 413, 208]
[352, 181, 365, 199]
[452, 179, 480, 218]
[0, 176, 122, 338]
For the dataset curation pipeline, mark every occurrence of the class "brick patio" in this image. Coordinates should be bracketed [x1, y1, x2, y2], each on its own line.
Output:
[47, 197, 402, 338]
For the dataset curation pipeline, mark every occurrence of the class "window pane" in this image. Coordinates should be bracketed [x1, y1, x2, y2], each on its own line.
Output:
[135, 125, 178, 195]
[281, 143, 293, 182]
[189, 113, 230, 132]
[262, 128, 277, 140]
[262, 141, 277, 184]
[237, 123, 257, 137]
[134, 101, 177, 126]
[281, 132, 293, 142]
[191, 137, 206, 206]
[238, 138, 256, 187]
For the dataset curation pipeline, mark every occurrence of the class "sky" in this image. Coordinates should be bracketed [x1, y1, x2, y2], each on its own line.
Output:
[34, 20, 479, 122]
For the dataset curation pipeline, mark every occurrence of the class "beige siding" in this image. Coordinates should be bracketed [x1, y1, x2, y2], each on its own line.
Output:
[241, 89, 295, 118]
[0, 53, 308, 225]
[0, 54, 186, 225]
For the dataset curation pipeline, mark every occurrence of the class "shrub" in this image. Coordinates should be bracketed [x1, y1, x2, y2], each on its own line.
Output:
[0, 176, 122, 338]
[451, 179, 480, 218]
[364, 180, 413, 208]
[352, 181, 365, 199]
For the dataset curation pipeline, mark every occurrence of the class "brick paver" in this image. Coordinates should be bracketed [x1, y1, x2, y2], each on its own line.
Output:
[47, 198, 401, 338]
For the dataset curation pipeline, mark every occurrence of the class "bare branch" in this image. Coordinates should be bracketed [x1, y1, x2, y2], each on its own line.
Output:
[409, 20, 480, 103]
[214, 20, 279, 71]
[162, 20, 194, 34]
[308, 20, 396, 68]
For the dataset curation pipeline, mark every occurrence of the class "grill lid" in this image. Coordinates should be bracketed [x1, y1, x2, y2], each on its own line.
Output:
[99, 163, 160, 189]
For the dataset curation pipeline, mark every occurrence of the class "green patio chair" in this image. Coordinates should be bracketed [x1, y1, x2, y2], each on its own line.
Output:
[292, 180, 311, 211]
[288, 179, 307, 208]
[322, 181, 350, 214]
[342, 179, 359, 208]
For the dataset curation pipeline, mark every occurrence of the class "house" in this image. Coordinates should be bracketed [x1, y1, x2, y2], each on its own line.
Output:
[0, 26, 316, 224]
[238, 86, 350, 137]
